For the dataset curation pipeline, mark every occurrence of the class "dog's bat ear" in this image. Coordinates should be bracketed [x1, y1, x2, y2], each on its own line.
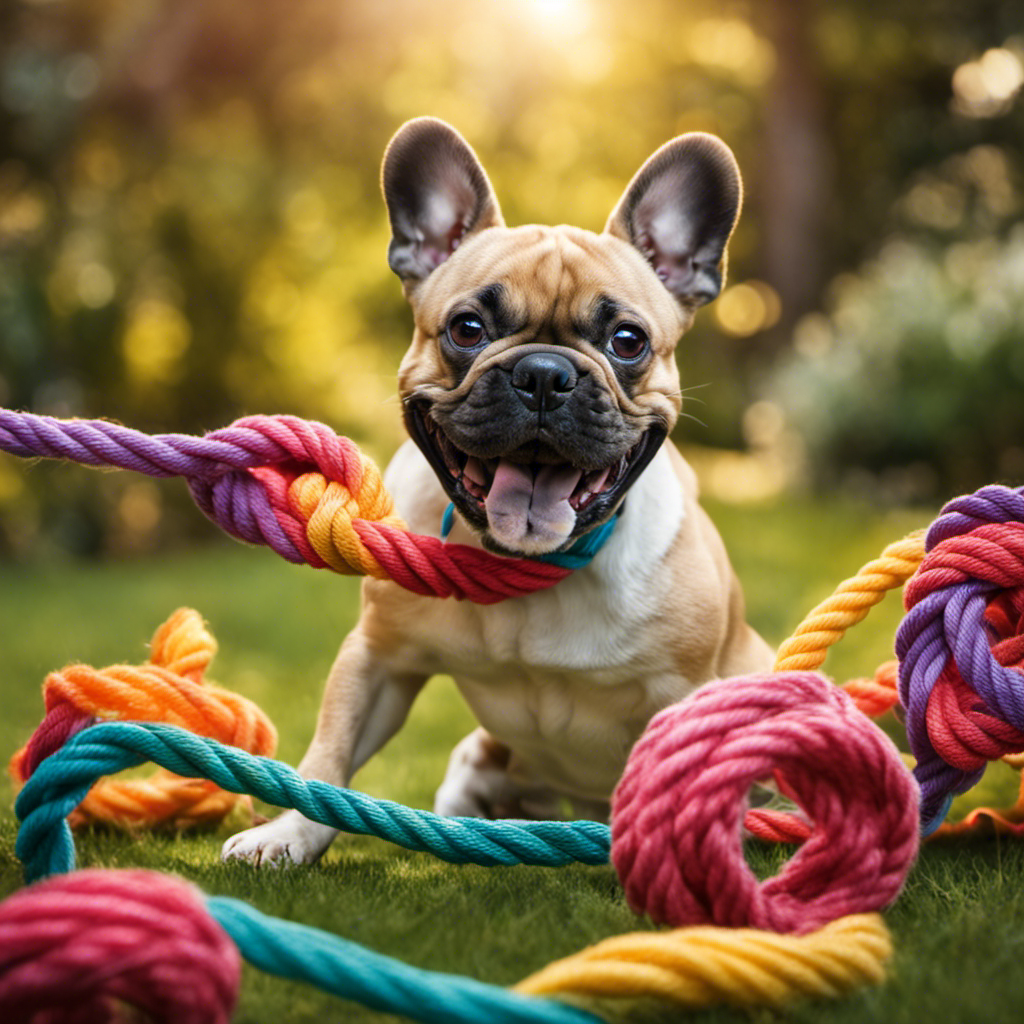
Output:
[605, 133, 742, 308]
[382, 118, 504, 291]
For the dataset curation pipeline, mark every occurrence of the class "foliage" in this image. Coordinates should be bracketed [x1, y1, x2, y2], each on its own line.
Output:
[3, 0, 1024, 552]
[772, 160, 1024, 497]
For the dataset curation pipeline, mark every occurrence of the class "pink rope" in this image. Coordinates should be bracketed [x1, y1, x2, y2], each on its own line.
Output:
[611, 672, 920, 935]
[17, 702, 94, 780]
[0, 870, 240, 1024]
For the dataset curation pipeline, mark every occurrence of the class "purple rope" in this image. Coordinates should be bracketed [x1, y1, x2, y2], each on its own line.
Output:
[925, 486, 1024, 547]
[896, 484, 1024, 832]
[0, 410, 356, 566]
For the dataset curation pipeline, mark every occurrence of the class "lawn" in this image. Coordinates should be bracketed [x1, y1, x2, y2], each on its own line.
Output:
[3, 495, 1024, 1024]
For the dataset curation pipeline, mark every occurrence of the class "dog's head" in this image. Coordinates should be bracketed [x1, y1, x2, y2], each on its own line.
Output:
[382, 118, 741, 557]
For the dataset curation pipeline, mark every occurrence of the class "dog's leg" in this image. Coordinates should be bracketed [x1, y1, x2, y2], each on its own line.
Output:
[222, 626, 426, 866]
[434, 728, 566, 820]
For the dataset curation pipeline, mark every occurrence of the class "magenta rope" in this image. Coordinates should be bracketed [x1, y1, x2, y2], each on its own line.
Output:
[610, 672, 920, 934]
[0, 869, 239, 1024]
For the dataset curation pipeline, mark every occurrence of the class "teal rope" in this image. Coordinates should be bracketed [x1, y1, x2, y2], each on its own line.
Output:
[207, 896, 602, 1024]
[15, 721, 611, 883]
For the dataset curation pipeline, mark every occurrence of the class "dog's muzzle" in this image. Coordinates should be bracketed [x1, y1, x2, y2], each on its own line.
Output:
[405, 350, 667, 556]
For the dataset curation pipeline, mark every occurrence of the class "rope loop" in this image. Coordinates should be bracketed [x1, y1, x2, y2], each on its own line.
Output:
[611, 673, 919, 935]
[0, 869, 240, 1024]
[10, 609, 277, 830]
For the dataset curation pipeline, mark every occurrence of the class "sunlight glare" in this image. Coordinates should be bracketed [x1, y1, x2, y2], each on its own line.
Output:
[511, 0, 591, 38]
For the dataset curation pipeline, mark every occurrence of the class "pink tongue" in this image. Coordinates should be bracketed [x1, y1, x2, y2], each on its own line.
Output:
[484, 459, 583, 549]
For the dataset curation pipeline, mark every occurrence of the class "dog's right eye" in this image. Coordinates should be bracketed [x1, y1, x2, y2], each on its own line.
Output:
[446, 313, 487, 349]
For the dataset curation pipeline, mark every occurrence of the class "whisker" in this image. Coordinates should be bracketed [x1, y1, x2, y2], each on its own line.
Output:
[677, 410, 708, 429]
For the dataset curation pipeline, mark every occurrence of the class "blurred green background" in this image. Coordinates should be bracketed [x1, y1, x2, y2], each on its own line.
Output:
[1, 0, 1023, 557]
[4, 10, 1024, 1019]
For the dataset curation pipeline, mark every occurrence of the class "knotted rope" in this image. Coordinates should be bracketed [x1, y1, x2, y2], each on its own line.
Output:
[612, 673, 919, 935]
[10, 672, 913, 1019]
[0, 409, 569, 603]
[10, 609, 277, 830]
[896, 486, 1024, 833]
[0, 870, 240, 1024]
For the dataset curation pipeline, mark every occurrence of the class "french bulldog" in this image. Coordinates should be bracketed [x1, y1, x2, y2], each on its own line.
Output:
[222, 117, 773, 866]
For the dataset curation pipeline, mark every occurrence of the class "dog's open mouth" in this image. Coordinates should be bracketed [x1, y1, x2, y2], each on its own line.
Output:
[407, 404, 662, 554]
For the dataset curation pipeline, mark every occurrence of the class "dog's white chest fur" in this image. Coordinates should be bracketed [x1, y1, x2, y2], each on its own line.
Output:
[376, 442, 692, 802]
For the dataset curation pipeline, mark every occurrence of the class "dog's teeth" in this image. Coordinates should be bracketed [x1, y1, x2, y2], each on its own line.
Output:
[463, 457, 488, 488]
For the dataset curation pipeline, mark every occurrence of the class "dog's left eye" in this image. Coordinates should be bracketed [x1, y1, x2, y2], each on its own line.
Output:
[609, 325, 649, 361]
[447, 313, 487, 349]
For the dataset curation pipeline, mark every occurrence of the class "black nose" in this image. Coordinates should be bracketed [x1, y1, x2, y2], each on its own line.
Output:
[511, 352, 578, 414]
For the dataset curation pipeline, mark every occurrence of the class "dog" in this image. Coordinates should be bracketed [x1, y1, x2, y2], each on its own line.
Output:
[222, 117, 773, 866]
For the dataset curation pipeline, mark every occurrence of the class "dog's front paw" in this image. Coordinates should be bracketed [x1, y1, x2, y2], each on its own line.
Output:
[221, 810, 338, 867]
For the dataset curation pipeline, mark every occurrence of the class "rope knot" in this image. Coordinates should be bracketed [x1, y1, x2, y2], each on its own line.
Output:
[611, 673, 919, 935]
[896, 498, 1024, 831]
[10, 609, 277, 830]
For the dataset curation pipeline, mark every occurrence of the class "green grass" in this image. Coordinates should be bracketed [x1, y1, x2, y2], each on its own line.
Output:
[3, 497, 1024, 1023]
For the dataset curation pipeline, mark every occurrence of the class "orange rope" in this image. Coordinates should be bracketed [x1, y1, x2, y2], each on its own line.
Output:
[11, 609, 277, 830]
[840, 660, 900, 718]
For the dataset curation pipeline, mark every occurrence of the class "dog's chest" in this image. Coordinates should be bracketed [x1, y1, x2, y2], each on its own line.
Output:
[390, 577, 686, 797]
[374, 441, 693, 789]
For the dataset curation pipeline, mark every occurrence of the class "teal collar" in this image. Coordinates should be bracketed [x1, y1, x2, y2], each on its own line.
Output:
[440, 503, 620, 570]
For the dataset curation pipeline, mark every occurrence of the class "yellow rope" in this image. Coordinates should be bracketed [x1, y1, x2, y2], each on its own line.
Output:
[290, 466, 406, 578]
[515, 914, 892, 1010]
[773, 530, 927, 672]
[514, 533, 922, 1013]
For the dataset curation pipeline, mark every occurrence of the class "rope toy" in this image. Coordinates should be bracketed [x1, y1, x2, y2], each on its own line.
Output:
[9, 418, 1024, 1015]
[0, 870, 240, 1024]
[10, 609, 277, 830]
[744, 483, 1024, 839]
[897, 486, 1024, 833]
[0, 410, 569, 603]
[9, 671, 921, 1015]
[14, 722, 612, 881]
[611, 673, 919, 934]
[514, 913, 892, 1009]
[9, 673, 911, 1019]
[0, 870, 896, 1024]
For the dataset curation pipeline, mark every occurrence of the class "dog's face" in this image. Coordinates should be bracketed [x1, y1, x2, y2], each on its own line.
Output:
[382, 118, 742, 556]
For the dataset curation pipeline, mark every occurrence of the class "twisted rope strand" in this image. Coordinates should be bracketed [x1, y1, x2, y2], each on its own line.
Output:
[773, 532, 926, 672]
[207, 895, 601, 1024]
[0, 870, 240, 1024]
[514, 914, 892, 1009]
[0, 409, 572, 603]
[15, 721, 612, 883]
